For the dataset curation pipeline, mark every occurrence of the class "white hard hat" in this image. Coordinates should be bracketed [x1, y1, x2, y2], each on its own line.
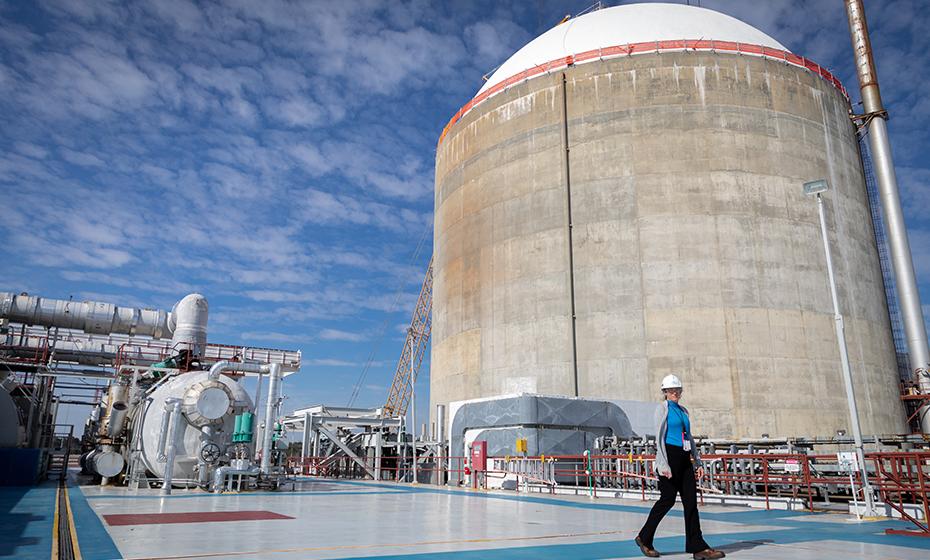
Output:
[660, 374, 683, 390]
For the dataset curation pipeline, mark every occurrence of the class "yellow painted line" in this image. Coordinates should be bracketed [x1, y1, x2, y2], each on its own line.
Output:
[51, 485, 60, 560]
[64, 485, 83, 560]
[131, 528, 633, 559]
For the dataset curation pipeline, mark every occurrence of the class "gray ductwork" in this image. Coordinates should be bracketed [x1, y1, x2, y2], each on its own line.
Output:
[0, 292, 170, 338]
[0, 291, 209, 356]
[447, 394, 635, 484]
[168, 294, 208, 356]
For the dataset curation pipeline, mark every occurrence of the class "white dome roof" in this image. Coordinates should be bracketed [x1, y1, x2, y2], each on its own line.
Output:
[479, 3, 788, 94]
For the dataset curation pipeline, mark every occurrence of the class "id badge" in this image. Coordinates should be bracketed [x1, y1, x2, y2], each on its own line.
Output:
[682, 434, 691, 452]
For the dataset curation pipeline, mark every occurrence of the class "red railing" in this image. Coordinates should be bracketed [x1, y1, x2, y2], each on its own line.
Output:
[287, 455, 469, 483]
[0, 332, 52, 365]
[438, 39, 848, 146]
[292, 449, 930, 536]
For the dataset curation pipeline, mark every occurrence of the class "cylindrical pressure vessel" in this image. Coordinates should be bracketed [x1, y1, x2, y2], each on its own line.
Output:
[430, 3, 905, 438]
[138, 370, 251, 480]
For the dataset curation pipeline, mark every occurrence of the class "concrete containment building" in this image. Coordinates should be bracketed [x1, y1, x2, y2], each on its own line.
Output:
[430, 3, 906, 438]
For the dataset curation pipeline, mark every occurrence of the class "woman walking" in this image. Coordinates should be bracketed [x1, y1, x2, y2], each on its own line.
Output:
[635, 375, 725, 559]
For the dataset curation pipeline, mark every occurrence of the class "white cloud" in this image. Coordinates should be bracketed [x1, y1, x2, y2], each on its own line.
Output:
[60, 148, 105, 167]
[319, 328, 366, 342]
[306, 358, 358, 367]
[268, 96, 325, 127]
[146, 0, 204, 32]
[13, 142, 48, 159]
[240, 331, 310, 345]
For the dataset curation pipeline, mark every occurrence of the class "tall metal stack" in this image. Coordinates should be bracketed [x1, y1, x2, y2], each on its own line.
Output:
[430, 3, 907, 439]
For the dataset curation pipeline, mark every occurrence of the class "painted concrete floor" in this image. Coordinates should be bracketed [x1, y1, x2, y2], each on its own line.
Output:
[5, 478, 930, 559]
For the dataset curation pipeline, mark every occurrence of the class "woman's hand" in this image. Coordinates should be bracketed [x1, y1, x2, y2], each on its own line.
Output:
[696, 467, 705, 479]
[660, 469, 672, 478]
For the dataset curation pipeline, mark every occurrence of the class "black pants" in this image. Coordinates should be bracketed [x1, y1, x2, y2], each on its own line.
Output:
[637, 444, 709, 553]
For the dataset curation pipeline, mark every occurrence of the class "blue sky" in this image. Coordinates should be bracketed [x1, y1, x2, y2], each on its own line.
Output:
[1, 0, 929, 428]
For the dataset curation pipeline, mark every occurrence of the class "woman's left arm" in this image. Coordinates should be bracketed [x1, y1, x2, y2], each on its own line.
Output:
[684, 407, 704, 476]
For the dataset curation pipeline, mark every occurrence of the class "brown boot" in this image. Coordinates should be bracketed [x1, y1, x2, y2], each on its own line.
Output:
[634, 536, 660, 558]
[693, 549, 725, 560]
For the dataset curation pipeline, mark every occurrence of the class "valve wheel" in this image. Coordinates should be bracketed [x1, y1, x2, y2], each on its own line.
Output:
[200, 442, 221, 464]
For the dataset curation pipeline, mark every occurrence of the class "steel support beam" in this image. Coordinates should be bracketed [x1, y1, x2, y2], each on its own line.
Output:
[316, 424, 376, 479]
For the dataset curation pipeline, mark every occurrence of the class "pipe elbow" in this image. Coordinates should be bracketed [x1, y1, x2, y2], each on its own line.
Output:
[208, 360, 232, 380]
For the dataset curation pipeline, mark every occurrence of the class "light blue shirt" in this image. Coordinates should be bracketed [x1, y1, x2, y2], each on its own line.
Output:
[665, 401, 691, 447]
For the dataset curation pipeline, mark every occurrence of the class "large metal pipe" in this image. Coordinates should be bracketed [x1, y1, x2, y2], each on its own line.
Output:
[106, 402, 129, 439]
[155, 401, 173, 461]
[0, 292, 170, 338]
[168, 294, 209, 356]
[197, 426, 214, 486]
[162, 398, 184, 495]
[209, 359, 281, 474]
[260, 363, 282, 474]
[845, 0, 930, 432]
[436, 404, 446, 445]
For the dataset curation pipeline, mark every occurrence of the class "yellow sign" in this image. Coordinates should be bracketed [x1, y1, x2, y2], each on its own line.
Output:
[516, 438, 527, 453]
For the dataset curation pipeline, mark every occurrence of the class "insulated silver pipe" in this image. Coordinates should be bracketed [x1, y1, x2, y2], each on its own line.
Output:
[436, 404, 446, 445]
[162, 398, 184, 495]
[209, 359, 278, 465]
[168, 294, 209, 356]
[155, 403, 173, 461]
[846, 0, 930, 433]
[106, 402, 128, 439]
[0, 292, 169, 338]
[260, 363, 282, 474]
[197, 426, 214, 486]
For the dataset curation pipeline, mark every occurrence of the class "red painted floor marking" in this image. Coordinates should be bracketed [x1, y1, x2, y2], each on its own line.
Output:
[103, 510, 293, 526]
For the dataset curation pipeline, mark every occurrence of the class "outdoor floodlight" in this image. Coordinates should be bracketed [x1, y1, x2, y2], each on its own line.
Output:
[803, 179, 829, 195]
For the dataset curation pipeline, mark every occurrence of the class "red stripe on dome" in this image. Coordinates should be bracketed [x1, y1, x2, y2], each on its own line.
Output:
[438, 40, 848, 147]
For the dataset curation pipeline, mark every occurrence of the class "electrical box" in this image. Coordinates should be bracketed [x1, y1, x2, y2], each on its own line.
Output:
[515, 438, 527, 454]
[471, 440, 487, 472]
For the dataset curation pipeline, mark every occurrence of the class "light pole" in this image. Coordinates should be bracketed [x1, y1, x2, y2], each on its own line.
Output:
[804, 179, 876, 516]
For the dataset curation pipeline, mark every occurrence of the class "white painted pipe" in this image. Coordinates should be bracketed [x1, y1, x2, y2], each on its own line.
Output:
[162, 399, 184, 495]
[260, 363, 282, 474]
[207, 359, 281, 475]
[197, 426, 214, 486]
[155, 402, 173, 462]
[208, 359, 267, 380]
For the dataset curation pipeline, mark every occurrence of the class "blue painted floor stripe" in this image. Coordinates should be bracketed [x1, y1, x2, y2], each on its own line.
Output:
[70, 484, 123, 560]
[0, 484, 55, 559]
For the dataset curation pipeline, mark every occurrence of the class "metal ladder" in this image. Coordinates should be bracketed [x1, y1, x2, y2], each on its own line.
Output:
[44, 424, 74, 481]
